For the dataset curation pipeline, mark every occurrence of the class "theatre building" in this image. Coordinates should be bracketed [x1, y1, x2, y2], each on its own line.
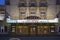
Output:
[5, 0, 60, 36]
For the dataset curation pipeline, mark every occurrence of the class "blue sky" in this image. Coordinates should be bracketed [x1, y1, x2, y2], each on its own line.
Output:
[0, 0, 5, 5]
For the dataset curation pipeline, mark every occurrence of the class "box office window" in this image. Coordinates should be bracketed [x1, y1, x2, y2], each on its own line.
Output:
[50, 26, 55, 32]
[11, 26, 16, 32]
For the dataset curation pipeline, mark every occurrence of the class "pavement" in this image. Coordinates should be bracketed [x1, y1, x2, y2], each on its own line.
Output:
[0, 36, 60, 40]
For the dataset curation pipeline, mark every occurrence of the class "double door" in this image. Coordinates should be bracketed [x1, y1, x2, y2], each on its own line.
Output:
[29, 25, 49, 35]
[16, 25, 37, 35]
[16, 24, 49, 35]
[29, 25, 37, 35]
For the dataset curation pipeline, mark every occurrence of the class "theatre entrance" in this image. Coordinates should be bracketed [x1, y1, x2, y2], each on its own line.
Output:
[28, 24, 37, 35]
[10, 23, 56, 36]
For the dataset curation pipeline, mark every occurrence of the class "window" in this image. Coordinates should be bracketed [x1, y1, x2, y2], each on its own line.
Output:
[40, 12, 46, 19]
[11, 26, 16, 32]
[40, 12, 46, 14]
[39, 3, 47, 7]
[20, 12, 25, 16]
[31, 12, 35, 14]
[20, 12, 25, 14]
[50, 26, 55, 33]
[29, 2, 36, 7]
[51, 30, 55, 32]
[19, 2, 26, 7]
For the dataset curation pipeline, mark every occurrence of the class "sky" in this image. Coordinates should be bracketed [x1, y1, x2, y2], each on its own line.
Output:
[0, 0, 5, 5]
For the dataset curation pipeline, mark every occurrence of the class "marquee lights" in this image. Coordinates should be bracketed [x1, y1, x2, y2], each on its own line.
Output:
[7, 18, 59, 23]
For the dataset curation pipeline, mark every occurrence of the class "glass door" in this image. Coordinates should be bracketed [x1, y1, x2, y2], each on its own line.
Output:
[37, 26, 43, 34]
[29, 25, 37, 35]
[16, 26, 28, 35]
[37, 25, 49, 35]
[43, 26, 49, 34]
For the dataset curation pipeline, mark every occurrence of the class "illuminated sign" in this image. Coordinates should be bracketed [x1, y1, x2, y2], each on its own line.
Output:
[7, 18, 59, 23]
[7, 18, 17, 23]
[17, 20, 48, 23]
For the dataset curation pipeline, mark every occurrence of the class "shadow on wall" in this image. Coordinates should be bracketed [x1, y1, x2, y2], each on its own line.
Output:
[56, 11, 60, 18]
[56, 0, 60, 4]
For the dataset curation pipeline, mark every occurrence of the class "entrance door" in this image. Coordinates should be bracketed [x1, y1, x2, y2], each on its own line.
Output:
[29, 25, 37, 35]
[37, 26, 49, 35]
[16, 26, 29, 35]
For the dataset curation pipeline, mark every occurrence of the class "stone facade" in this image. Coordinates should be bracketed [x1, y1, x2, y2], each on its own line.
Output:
[6, 0, 60, 20]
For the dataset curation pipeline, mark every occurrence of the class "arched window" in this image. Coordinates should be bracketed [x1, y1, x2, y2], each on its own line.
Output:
[25, 16, 41, 19]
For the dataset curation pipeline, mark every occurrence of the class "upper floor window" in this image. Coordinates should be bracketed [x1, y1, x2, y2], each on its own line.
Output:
[20, 12, 25, 15]
[39, 3, 47, 7]
[40, 12, 46, 14]
[19, 2, 26, 7]
[29, 2, 36, 7]
[30, 12, 35, 14]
